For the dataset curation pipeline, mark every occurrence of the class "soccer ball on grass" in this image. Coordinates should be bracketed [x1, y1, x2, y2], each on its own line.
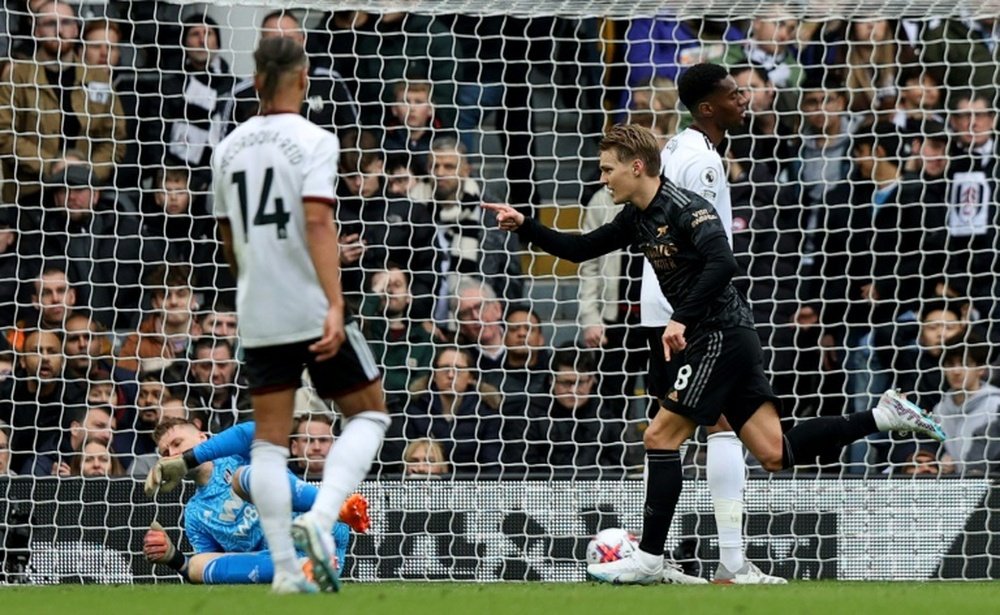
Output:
[585, 528, 638, 565]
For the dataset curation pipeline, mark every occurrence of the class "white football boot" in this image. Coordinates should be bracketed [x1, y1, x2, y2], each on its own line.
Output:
[874, 389, 947, 441]
[291, 514, 341, 592]
[270, 570, 320, 594]
[713, 561, 787, 585]
[587, 550, 663, 585]
[662, 560, 709, 584]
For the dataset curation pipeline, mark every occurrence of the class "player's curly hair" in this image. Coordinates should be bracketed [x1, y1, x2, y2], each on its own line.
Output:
[254, 36, 307, 103]
[677, 62, 729, 114]
[599, 124, 661, 177]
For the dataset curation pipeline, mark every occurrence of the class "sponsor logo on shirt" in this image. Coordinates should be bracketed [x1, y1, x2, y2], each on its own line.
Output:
[690, 208, 719, 228]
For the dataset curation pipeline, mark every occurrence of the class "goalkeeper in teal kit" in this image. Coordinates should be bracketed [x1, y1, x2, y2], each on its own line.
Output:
[142, 418, 369, 588]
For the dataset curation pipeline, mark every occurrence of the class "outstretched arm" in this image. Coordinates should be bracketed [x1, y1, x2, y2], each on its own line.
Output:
[186, 421, 256, 466]
[482, 203, 631, 264]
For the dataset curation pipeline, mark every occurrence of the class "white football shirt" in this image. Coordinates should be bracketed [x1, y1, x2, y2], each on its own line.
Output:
[640, 127, 733, 327]
[212, 113, 340, 348]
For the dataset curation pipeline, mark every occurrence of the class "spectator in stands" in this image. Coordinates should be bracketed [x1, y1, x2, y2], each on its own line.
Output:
[921, 18, 1000, 100]
[0, 0, 125, 207]
[338, 143, 438, 318]
[883, 297, 973, 414]
[28, 262, 76, 331]
[289, 413, 335, 481]
[928, 339, 1000, 476]
[137, 12, 233, 188]
[198, 304, 238, 344]
[0, 328, 85, 475]
[383, 80, 447, 176]
[404, 346, 502, 474]
[840, 20, 904, 115]
[384, 153, 419, 199]
[81, 17, 139, 189]
[43, 403, 115, 477]
[361, 265, 434, 410]
[310, 11, 459, 131]
[63, 310, 107, 379]
[118, 264, 202, 372]
[0, 419, 12, 475]
[116, 364, 186, 462]
[793, 75, 854, 313]
[892, 67, 944, 130]
[521, 346, 625, 475]
[186, 338, 250, 433]
[159, 398, 207, 429]
[717, 9, 802, 113]
[140, 166, 222, 294]
[0, 207, 17, 328]
[728, 64, 796, 175]
[0, 337, 12, 383]
[482, 304, 550, 414]
[222, 10, 358, 148]
[411, 137, 524, 309]
[902, 121, 951, 280]
[19, 162, 145, 329]
[403, 437, 450, 477]
[450, 275, 506, 371]
[624, 18, 743, 87]
[942, 91, 998, 324]
[821, 124, 926, 414]
[68, 438, 125, 477]
[335, 143, 380, 309]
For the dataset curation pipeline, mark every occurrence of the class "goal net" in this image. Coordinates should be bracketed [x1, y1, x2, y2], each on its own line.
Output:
[0, 0, 998, 583]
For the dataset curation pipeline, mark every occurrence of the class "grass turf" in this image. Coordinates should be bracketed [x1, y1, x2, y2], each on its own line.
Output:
[4, 582, 998, 615]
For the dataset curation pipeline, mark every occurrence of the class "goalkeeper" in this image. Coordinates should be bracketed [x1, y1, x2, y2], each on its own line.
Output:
[142, 417, 368, 589]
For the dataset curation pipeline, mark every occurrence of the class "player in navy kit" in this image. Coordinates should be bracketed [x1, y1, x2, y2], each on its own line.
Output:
[483, 120, 946, 585]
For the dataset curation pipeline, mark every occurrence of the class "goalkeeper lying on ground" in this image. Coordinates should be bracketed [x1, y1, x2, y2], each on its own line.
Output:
[142, 417, 369, 588]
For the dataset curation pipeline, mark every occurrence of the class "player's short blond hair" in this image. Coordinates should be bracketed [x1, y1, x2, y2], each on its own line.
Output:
[599, 124, 662, 177]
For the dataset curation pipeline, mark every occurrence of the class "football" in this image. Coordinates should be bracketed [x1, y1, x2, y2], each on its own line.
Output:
[585, 528, 639, 565]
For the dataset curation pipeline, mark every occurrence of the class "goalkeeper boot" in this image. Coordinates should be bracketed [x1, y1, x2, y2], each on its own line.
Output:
[713, 561, 787, 585]
[587, 549, 663, 585]
[271, 570, 320, 595]
[662, 560, 709, 584]
[292, 514, 341, 593]
[874, 389, 947, 442]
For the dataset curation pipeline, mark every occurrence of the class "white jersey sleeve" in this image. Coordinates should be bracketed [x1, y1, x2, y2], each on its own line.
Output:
[302, 135, 339, 204]
[640, 129, 733, 327]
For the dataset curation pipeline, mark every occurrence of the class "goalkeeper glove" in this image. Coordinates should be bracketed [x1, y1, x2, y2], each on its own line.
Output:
[144, 450, 197, 497]
[339, 493, 370, 533]
[143, 521, 187, 572]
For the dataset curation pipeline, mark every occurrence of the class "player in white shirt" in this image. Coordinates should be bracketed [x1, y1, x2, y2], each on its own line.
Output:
[639, 63, 784, 584]
[212, 37, 390, 594]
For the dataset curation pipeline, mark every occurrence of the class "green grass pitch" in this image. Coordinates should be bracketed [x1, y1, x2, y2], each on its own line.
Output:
[4, 582, 999, 615]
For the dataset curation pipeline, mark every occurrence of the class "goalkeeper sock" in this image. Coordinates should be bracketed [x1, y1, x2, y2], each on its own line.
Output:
[637, 449, 682, 557]
[238, 466, 319, 512]
[310, 411, 390, 534]
[202, 552, 275, 585]
[707, 432, 745, 573]
[782, 412, 879, 468]
[249, 441, 299, 577]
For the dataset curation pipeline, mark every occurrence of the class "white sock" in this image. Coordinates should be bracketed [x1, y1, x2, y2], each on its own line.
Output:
[310, 411, 390, 533]
[707, 431, 746, 572]
[250, 441, 299, 577]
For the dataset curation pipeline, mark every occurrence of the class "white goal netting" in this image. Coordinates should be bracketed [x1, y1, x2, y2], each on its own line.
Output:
[0, 0, 998, 583]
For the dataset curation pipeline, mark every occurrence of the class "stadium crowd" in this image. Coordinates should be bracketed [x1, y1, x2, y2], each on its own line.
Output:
[0, 2, 999, 482]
